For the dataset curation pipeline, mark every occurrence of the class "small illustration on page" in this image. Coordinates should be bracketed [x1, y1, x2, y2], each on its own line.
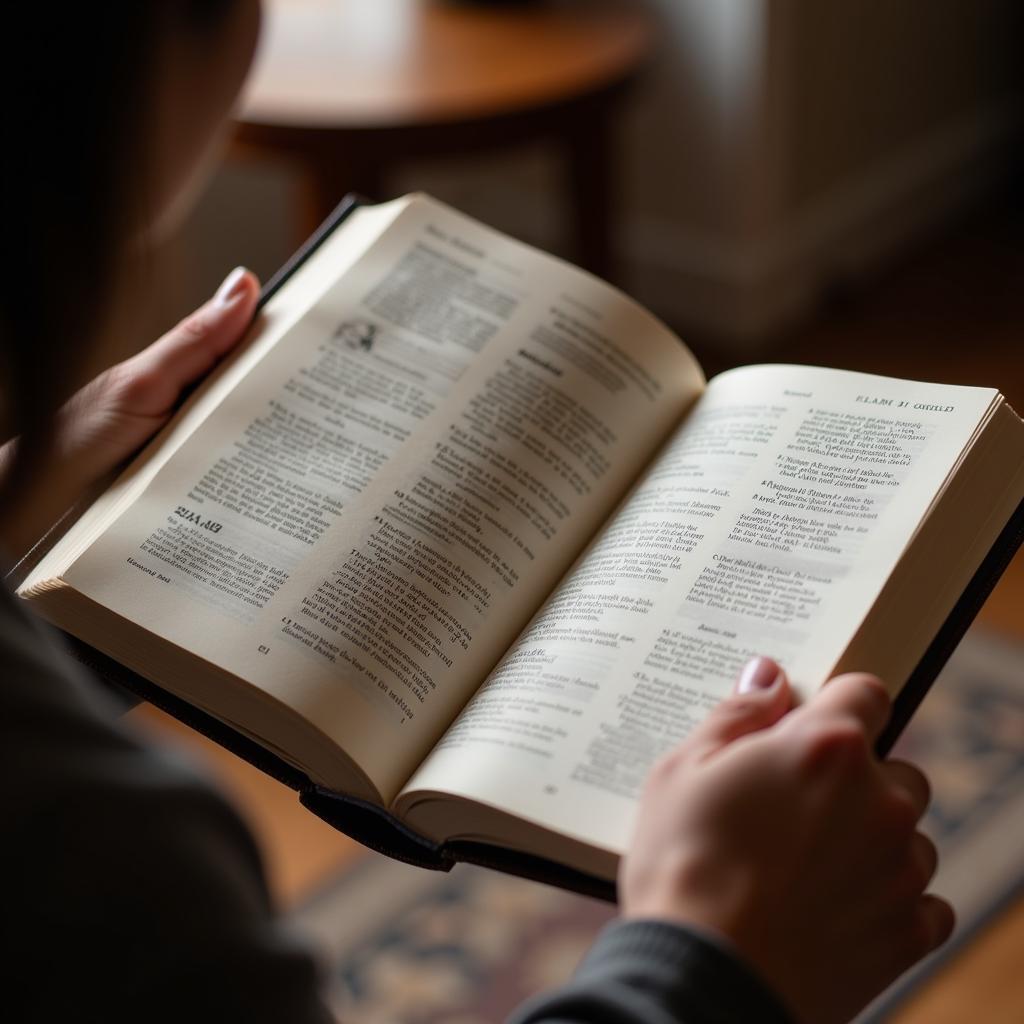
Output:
[335, 319, 377, 353]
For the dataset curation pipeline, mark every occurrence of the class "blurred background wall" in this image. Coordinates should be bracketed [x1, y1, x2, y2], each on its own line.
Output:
[162, 0, 1023, 351]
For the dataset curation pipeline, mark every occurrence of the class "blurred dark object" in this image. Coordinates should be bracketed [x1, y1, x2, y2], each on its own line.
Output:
[232, 0, 653, 281]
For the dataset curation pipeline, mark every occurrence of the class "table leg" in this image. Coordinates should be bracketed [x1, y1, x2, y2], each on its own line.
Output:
[298, 153, 386, 242]
[564, 102, 616, 282]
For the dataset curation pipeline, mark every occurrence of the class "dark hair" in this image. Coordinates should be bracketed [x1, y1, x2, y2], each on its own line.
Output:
[0, 2, 236, 507]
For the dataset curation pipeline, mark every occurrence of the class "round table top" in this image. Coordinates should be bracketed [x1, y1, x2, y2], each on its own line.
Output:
[238, 0, 654, 130]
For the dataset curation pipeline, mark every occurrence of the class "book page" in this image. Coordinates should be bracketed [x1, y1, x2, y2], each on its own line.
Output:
[63, 194, 704, 801]
[400, 365, 997, 854]
[20, 198, 411, 588]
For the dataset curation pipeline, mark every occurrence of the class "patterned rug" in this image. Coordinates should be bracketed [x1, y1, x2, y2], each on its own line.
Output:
[291, 629, 1024, 1024]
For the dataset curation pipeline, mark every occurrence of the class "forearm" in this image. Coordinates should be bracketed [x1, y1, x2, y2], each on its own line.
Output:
[508, 919, 793, 1024]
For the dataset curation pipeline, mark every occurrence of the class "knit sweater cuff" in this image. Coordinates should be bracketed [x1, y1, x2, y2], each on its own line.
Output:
[576, 918, 795, 1024]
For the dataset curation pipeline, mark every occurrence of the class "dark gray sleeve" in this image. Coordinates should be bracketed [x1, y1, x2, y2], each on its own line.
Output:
[0, 586, 333, 1023]
[508, 919, 794, 1024]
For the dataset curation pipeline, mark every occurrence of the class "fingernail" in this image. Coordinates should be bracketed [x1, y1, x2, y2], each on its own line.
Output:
[214, 266, 249, 307]
[738, 656, 783, 694]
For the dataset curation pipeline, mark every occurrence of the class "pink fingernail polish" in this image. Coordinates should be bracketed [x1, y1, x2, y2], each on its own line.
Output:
[738, 656, 782, 693]
[214, 266, 248, 307]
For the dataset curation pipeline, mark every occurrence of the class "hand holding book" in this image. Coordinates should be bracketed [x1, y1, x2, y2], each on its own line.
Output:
[0, 268, 260, 559]
[623, 656, 953, 1024]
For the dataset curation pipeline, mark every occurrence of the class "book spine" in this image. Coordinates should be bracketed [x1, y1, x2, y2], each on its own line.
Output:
[876, 495, 1024, 755]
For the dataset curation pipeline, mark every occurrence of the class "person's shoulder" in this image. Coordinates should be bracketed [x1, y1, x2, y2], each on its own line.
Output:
[0, 586, 331, 1023]
[0, 581, 137, 736]
[0, 581, 225, 825]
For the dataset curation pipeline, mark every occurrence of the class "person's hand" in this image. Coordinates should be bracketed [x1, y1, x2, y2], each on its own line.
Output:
[0, 267, 259, 556]
[48, 265, 259, 492]
[620, 657, 953, 1024]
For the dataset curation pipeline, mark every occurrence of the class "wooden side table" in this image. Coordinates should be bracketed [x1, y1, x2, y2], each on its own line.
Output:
[232, 0, 654, 281]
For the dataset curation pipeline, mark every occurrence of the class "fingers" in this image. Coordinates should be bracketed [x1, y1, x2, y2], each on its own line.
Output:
[881, 759, 931, 820]
[682, 657, 794, 762]
[917, 893, 956, 952]
[121, 266, 260, 415]
[877, 887, 954, 985]
[737, 656, 784, 695]
[149, 265, 259, 378]
[909, 831, 939, 889]
[802, 671, 892, 744]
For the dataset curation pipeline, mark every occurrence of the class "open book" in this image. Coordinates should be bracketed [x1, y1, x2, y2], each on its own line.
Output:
[18, 194, 1024, 898]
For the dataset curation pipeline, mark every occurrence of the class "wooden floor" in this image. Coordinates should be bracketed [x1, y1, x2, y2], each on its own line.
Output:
[128, 193, 1024, 1020]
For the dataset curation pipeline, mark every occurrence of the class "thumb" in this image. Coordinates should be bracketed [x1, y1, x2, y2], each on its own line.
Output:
[122, 266, 260, 415]
[686, 657, 794, 762]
